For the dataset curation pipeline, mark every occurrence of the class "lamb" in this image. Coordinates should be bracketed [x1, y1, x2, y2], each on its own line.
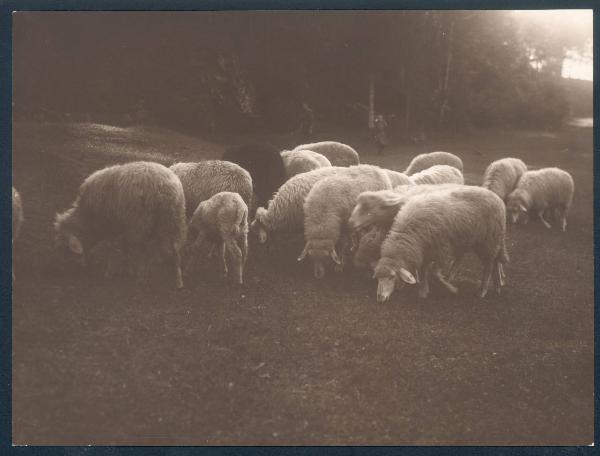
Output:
[384, 169, 412, 187]
[374, 186, 508, 302]
[280, 149, 332, 179]
[187, 192, 248, 285]
[404, 151, 463, 175]
[292, 141, 360, 167]
[54, 161, 187, 288]
[12, 187, 24, 280]
[408, 164, 464, 186]
[299, 165, 393, 279]
[482, 158, 527, 201]
[222, 143, 286, 208]
[250, 166, 346, 244]
[505, 167, 574, 231]
[170, 160, 253, 217]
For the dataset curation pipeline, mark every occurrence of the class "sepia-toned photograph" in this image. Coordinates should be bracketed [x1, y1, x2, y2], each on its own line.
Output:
[11, 7, 593, 446]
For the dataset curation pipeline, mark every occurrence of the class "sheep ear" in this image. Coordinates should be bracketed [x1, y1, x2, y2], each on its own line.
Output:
[67, 234, 84, 255]
[518, 203, 527, 212]
[297, 244, 309, 262]
[399, 268, 416, 284]
[381, 194, 403, 207]
[330, 249, 342, 265]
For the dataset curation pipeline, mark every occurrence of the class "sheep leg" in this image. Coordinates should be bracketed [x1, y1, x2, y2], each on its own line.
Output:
[220, 241, 228, 278]
[492, 261, 504, 294]
[184, 231, 206, 273]
[479, 261, 493, 298]
[173, 244, 184, 289]
[225, 239, 244, 285]
[558, 207, 568, 232]
[239, 235, 248, 267]
[446, 253, 464, 283]
[537, 209, 552, 229]
[434, 266, 459, 294]
[418, 263, 432, 299]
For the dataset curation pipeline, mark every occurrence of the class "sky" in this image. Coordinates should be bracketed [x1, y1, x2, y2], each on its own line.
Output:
[512, 9, 593, 81]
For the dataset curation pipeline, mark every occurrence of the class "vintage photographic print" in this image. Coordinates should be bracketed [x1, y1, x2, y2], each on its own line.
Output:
[11, 8, 593, 446]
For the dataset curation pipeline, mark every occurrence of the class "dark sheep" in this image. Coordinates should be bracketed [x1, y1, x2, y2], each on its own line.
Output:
[222, 143, 287, 208]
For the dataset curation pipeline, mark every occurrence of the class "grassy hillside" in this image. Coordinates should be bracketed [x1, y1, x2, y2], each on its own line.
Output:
[12, 121, 594, 445]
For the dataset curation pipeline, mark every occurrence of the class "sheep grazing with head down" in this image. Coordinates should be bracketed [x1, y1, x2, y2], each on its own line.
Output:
[404, 151, 463, 176]
[300, 165, 393, 279]
[374, 186, 509, 302]
[506, 167, 574, 232]
[353, 225, 388, 273]
[482, 158, 527, 201]
[348, 183, 463, 233]
[54, 161, 187, 288]
[187, 192, 248, 285]
[250, 166, 346, 244]
[12, 187, 24, 280]
[408, 164, 464, 186]
[170, 160, 253, 217]
[292, 141, 360, 167]
[280, 149, 332, 179]
[222, 143, 286, 208]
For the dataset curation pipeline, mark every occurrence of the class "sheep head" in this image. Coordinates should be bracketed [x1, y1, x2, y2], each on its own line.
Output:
[297, 239, 341, 279]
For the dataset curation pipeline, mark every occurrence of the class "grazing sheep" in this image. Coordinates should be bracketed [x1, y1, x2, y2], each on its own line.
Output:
[170, 160, 253, 217]
[187, 192, 248, 285]
[222, 143, 286, 208]
[12, 187, 24, 280]
[299, 165, 393, 279]
[348, 183, 463, 233]
[482, 158, 527, 201]
[506, 167, 574, 231]
[250, 166, 346, 244]
[292, 141, 360, 167]
[384, 169, 412, 187]
[408, 164, 464, 186]
[374, 186, 508, 302]
[280, 149, 332, 179]
[404, 151, 463, 176]
[54, 161, 187, 288]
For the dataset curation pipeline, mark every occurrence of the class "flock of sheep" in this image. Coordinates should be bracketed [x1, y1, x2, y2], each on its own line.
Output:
[12, 140, 574, 303]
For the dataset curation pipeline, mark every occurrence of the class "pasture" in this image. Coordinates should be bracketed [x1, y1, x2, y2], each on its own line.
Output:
[12, 121, 593, 445]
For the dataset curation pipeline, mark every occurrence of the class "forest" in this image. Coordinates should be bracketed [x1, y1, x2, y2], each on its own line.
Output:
[13, 11, 592, 136]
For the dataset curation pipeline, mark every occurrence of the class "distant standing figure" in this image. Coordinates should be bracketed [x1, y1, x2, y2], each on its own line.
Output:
[373, 115, 388, 155]
[297, 102, 314, 140]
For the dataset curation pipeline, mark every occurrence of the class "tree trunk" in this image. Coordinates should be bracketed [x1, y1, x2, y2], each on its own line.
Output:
[368, 74, 375, 129]
[439, 19, 455, 128]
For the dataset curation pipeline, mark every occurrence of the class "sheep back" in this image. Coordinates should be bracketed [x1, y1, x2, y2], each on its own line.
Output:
[281, 149, 331, 178]
[293, 141, 360, 167]
[170, 160, 253, 216]
[404, 151, 464, 175]
[482, 158, 527, 200]
[408, 164, 464, 186]
[385, 169, 412, 187]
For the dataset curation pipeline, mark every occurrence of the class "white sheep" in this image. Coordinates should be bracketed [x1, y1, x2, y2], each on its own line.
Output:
[54, 161, 187, 288]
[482, 158, 527, 201]
[353, 225, 388, 273]
[169, 160, 253, 217]
[280, 149, 332, 178]
[250, 166, 346, 244]
[408, 164, 464, 185]
[374, 186, 508, 302]
[13, 186, 24, 280]
[292, 141, 360, 166]
[299, 165, 393, 278]
[506, 167, 574, 231]
[384, 169, 412, 187]
[348, 183, 463, 233]
[404, 151, 463, 176]
[187, 192, 248, 285]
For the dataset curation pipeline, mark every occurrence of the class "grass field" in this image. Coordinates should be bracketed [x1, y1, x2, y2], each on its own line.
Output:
[12, 121, 594, 445]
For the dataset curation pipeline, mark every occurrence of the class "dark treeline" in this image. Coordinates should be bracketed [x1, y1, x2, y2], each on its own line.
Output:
[13, 11, 591, 135]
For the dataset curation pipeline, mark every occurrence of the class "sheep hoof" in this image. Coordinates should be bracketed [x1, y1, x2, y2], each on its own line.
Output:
[334, 264, 344, 273]
[418, 290, 429, 299]
[479, 289, 488, 299]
